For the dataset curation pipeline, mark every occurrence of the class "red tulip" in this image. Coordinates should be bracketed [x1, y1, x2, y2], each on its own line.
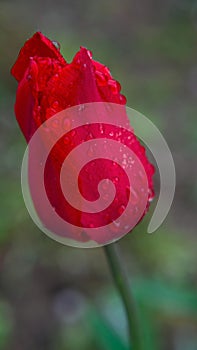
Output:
[11, 32, 154, 246]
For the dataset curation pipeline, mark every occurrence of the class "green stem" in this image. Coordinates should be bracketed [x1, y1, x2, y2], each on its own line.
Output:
[104, 242, 142, 350]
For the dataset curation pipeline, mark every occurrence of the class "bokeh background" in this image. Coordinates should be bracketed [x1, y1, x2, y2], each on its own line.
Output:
[0, 0, 197, 349]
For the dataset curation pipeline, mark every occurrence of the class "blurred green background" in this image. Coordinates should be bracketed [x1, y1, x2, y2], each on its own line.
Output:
[0, 0, 197, 349]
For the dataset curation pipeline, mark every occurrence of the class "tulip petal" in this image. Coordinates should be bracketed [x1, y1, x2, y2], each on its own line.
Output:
[11, 32, 66, 82]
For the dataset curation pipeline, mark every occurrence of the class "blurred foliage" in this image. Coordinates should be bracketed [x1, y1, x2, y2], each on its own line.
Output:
[0, 0, 197, 349]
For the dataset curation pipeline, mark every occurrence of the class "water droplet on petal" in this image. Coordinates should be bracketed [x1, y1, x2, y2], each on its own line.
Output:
[88, 132, 94, 139]
[95, 71, 106, 85]
[62, 118, 71, 131]
[87, 146, 94, 157]
[71, 130, 76, 137]
[52, 40, 61, 50]
[148, 188, 154, 202]
[110, 220, 121, 233]
[78, 104, 85, 112]
[130, 187, 139, 205]
[101, 179, 110, 191]
[103, 193, 109, 201]
[64, 136, 70, 145]
[76, 58, 81, 65]
[112, 176, 119, 184]
[99, 123, 104, 134]
[112, 161, 118, 168]
[119, 95, 127, 104]
[52, 101, 59, 109]
[118, 205, 126, 215]
[52, 119, 59, 128]
[108, 79, 118, 94]
[87, 50, 92, 59]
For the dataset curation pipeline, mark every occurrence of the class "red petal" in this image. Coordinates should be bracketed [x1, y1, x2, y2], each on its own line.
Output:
[43, 47, 102, 119]
[14, 57, 64, 141]
[14, 69, 37, 141]
[11, 32, 66, 82]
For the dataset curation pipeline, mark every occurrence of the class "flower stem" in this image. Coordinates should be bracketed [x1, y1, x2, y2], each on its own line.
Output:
[104, 242, 142, 350]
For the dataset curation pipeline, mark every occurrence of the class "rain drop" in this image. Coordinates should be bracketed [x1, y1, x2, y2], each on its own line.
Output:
[52, 101, 59, 109]
[71, 130, 76, 137]
[87, 146, 94, 157]
[112, 177, 119, 184]
[119, 95, 127, 104]
[118, 205, 125, 215]
[64, 137, 70, 145]
[99, 123, 104, 134]
[62, 118, 71, 131]
[52, 41, 61, 50]
[52, 119, 59, 128]
[108, 79, 118, 94]
[78, 104, 85, 112]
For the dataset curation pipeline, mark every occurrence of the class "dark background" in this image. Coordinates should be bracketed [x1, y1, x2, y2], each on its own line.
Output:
[0, 0, 197, 349]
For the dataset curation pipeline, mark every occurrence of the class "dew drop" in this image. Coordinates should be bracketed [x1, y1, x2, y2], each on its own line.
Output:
[87, 146, 94, 157]
[112, 161, 118, 168]
[52, 119, 59, 128]
[113, 220, 120, 227]
[71, 130, 76, 137]
[101, 179, 110, 191]
[148, 189, 154, 202]
[119, 95, 127, 104]
[88, 132, 94, 139]
[62, 118, 71, 131]
[110, 220, 121, 233]
[78, 104, 85, 112]
[128, 157, 135, 165]
[118, 205, 125, 215]
[87, 50, 92, 59]
[130, 187, 139, 205]
[64, 136, 70, 145]
[52, 101, 59, 109]
[112, 176, 119, 184]
[52, 40, 61, 50]
[103, 193, 109, 201]
[96, 71, 106, 85]
[108, 79, 118, 94]
[99, 123, 104, 134]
